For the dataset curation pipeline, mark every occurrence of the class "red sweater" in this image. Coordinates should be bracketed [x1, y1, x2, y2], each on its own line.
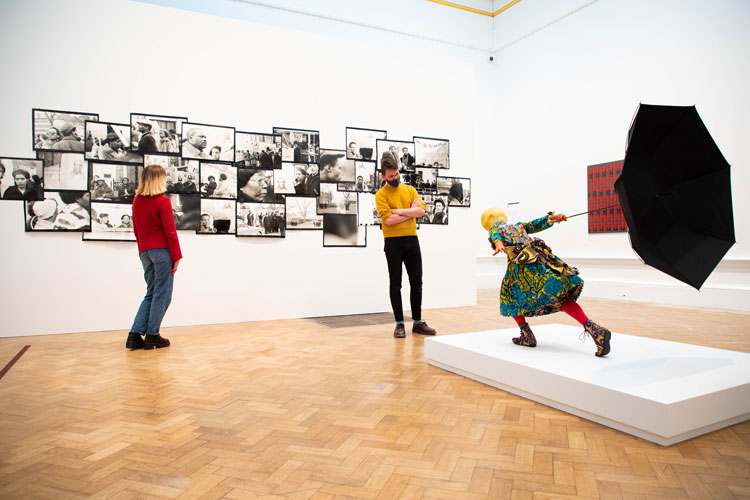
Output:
[132, 194, 182, 263]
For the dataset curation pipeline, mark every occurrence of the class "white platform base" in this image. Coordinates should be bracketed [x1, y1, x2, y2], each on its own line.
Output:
[424, 324, 750, 446]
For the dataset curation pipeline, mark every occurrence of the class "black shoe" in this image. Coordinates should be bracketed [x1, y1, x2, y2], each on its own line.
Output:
[412, 321, 436, 335]
[126, 332, 144, 350]
[143, 334, 170, 350]
[393, 324, 406, 338]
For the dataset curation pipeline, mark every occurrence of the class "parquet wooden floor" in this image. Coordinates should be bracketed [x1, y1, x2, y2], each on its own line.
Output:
[1, 292, 749, 499]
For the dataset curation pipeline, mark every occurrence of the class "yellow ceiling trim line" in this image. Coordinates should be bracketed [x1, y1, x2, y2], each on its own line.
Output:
[425, 0, 522, 17]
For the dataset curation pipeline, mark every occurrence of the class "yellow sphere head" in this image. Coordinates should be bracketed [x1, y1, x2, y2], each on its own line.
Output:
[481, 207, 507, 231]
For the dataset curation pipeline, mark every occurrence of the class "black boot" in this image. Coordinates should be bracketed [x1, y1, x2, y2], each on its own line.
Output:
[512, 323, 537, 347]
[126, 332, 144, 350]
[143, 334, 170, 350]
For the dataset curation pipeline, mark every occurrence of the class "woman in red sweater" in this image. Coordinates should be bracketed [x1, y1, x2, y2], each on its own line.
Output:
[126, 165, 183, 350]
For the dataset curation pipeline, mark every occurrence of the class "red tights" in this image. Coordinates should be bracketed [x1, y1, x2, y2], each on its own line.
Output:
[513, 300, 588, 326]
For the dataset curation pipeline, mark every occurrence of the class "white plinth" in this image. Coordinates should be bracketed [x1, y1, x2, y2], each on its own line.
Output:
[424, 324, 750, 446]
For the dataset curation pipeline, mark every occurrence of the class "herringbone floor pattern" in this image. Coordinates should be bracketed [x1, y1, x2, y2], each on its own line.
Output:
[1, 292, 748, 499]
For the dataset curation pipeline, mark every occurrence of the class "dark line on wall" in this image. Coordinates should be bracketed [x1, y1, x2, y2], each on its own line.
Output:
[0, 345, 30, 381]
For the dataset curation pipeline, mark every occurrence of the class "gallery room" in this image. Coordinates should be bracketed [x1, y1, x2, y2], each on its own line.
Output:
[0, 0, 748, 498]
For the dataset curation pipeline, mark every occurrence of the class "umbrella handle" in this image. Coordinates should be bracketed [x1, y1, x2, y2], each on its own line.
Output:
[567, 204, 620, 218]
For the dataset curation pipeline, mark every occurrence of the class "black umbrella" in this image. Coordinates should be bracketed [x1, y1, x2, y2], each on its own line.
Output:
[613, 103, 734, 290]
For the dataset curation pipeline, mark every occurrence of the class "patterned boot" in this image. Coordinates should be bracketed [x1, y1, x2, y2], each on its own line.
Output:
[583, 319, 611, 357]
[512, 323, 537, 347]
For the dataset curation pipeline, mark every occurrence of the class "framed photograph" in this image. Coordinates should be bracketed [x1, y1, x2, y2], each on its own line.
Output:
[235, 132, 281, 169]
[166, 193, 201, 230]
[323, 214, 367, 247]
[84, 121, 142, 164]
[130, 113, 187, 155]
[339, 161, 378, 193]
[1, 157, 43, 201]
[84, 202, 136, 241]
[200, 162, 237, 199]
[197, 199, 236, 234]
[357, 192, 377, 226]
[237, 168, 283, 203]
[318, 183, 357, 215]
[273, 127, 320, 163]
[181, 122, 235, 162]
[409, 167, 438, 193]
[287, 163, 318, 196]
[285, 196, 323, 230]
[24, 191, 90, 232]
[437, 176, 471, 207]
[33, 108, 97, 152]
[273, 164, 296, 194]
[89, 163, 137, 203]
[319, 149, 355, 183]
[416, 194, 449, 225]
[43, 153, 87, 191]
[376, 139, 415, 172]
[144, 156, 200, 195]
[237, 202, 285, 237]
[345, 127, 387, 161]
[414, 136, 450, 169]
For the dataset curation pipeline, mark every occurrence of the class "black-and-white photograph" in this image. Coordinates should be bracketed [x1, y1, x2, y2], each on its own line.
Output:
[273, 164, 296, 195]
[84, 202, 136, 241]
[181, 122, 235, 162]
[323, 214, 367, 247]
[273, 127, 320, 163]
[235, 132, 281, 169]
[318, 183, 357, 215]
[289, 163, 319, 196]
[1, 157, 43, 201]
[319, 149, 355, 183]
[405, 167, 438, 193]
[84, 121, 142, 164]
[345, 127, 387, 161]
[89, 163, 137, 202]
[437, 176, 471, 207]
[24, 191, 90, 232]
[200, 163, 237, 199]
[414, 136, 450, 169]
[237, 168, 282, 203]
[237, 202, 285, 237]
[416, 194, 449, 225]
[357, 193, 377, 226]
[43, 153, 87, 191]
[131, 113, 187, 155]
[197, 199, 236, 234]
[376, 139, 416, 172]
[33, 108, 98, 152]
[166, 193, 201, 230]
[338, 161, 377, 193]
[144, 156, 200, 194]
[285, 196, 323, 230]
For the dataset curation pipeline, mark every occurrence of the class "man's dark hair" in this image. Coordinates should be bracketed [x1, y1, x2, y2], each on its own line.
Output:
[381, 157, 398, 172]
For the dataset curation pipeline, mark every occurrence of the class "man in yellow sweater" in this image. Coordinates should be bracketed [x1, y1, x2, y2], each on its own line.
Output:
[375, 157, 437, 338]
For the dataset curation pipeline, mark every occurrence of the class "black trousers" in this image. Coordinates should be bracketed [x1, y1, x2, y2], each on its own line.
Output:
[384, 236, 422, 323]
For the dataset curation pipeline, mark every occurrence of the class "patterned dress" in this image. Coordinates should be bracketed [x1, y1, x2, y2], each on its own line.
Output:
[489, 214, 584, 317]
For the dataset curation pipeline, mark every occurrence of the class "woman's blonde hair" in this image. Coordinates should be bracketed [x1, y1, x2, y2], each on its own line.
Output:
[136, 164, 167, 196]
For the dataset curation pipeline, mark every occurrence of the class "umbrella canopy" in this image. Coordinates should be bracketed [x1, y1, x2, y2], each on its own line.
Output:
[614, 104, 734, 290]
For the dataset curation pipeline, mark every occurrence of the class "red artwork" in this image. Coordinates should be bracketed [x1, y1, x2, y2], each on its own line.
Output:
[587, 160, 627, 233]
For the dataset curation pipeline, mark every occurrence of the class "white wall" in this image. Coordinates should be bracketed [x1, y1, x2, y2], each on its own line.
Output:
[474, 0, 750, 311]
[0, 0, 479, 337]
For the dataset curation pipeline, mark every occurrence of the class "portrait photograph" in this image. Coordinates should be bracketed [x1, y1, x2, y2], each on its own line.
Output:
[414, 136, 450, 169]
[376, 139, 415, 173]
[200, 162, 237, 199]
[144, 156, 200, 195]
[84, 202, 136, 242]
[416, 194, 449, 225]
[43, 153, 87, 191]
[289, 163, 319, 196]
[130, 113, 187, 155]
[24, 191, 90, 232]
[84, 121, 142, 164]
[323, 214, 367, 247]
[437, 176, 471, 207]
[181, 122, 235, 162]
[319, 149, 355, 184]
[237, 168, 281, 203]
[273, 163, 296, 195]
[197, 198, 236, 234]
[318, 183, 357, 215]
[235, 132, 281, 169]
[273, 127, 320, 164]
[33, 108, 98, 152]
[88, 163, 137, 203]
[345, 127, 387, 161]
[285, 196, 323, 230]
[166, 193, 201, 230]
[1, 157, 43, 201]
[237, 202, 286, 238]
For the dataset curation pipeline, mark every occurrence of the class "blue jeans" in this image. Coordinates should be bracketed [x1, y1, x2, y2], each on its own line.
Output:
[131, 248, 174, 335]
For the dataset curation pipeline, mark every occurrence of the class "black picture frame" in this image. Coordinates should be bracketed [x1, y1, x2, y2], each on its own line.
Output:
[41, 153, 87, 192]
[414, 136, 450, 169]
[320, 148, 354, 184]
[197, 199, 236, 235]
[1, 156, 44, 201]
[406, 167, 438, 194]
[323, 214, 367, 247]
[130, 112, 188, 156]
[84, 121, 142, 164]
[437, 176, 471, 207]
[318, 183, 357, 215]
[416, 194, 449, 225]
[166, 193, 201, 231]
[84, 202, 136, 241]
[32, 108, 98, 152]
[181, 121, 236, 162]
[143, 156, 200, 195]
[285, 196, 323, 230]
[345, 127, 387, 161]
[88, 162, 138, 203]
[376, 139, 416, 173]
[24, 191, 91, 232]
[236, 202, 286, 238]
[200, 162, 237, 200]
[273, 127, 320, 164]
[235, 131, 281, 169]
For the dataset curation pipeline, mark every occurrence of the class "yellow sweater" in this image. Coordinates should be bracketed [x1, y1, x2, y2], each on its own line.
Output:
[375, 183, 426, 238]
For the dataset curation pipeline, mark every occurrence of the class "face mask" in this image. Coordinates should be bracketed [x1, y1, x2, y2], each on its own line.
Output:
[386, 177, 400, 187]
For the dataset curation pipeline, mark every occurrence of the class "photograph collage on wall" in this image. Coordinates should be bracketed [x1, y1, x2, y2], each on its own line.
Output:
[5, 108, 471, 247]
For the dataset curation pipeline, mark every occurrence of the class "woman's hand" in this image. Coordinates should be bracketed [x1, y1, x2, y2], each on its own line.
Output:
[549, 212, 568, 223]
[172, 258, 182, 275]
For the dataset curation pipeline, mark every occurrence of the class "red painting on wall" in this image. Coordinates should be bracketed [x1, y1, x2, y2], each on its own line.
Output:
[587, 160, 627, 233]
